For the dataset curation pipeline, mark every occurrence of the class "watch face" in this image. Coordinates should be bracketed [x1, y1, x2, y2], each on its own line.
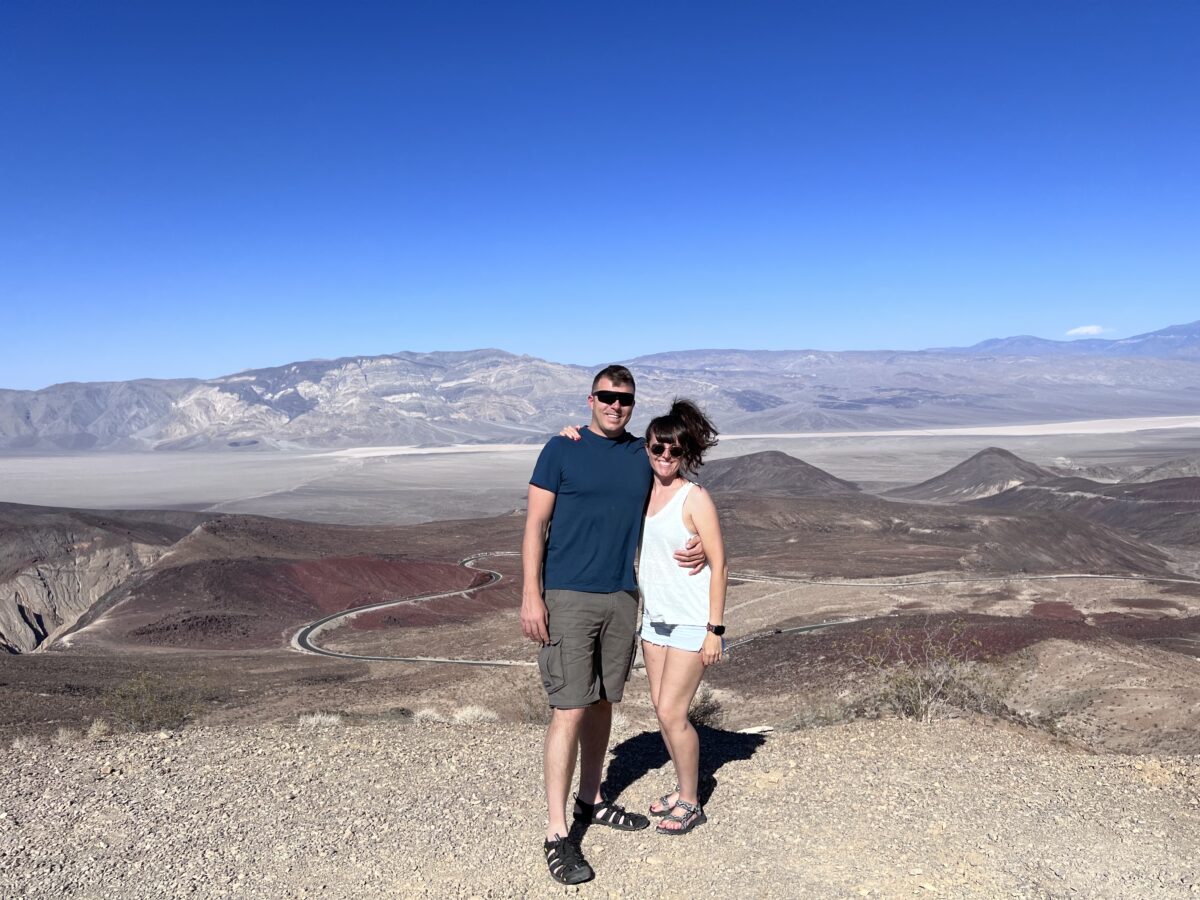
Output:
[708, 624, 726, 636]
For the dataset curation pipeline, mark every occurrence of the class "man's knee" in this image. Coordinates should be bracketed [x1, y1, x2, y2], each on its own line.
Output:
[551, 705, 590, 726]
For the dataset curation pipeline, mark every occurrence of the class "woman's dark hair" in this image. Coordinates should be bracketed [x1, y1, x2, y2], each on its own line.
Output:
[645, 399, 719, 474]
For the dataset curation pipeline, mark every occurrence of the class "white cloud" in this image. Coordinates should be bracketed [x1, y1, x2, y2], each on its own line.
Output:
[1066, 325, 1108, 337]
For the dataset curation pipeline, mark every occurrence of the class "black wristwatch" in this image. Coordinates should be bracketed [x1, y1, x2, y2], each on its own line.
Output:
[706, 623, 726, 636]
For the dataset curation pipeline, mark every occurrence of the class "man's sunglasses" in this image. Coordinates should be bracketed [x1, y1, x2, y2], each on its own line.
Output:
[649, 442, 683, 458]
[592, 390, 635, 407]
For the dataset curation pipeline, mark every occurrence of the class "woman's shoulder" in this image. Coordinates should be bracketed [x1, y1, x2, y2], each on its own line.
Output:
[682, 480, 714, 507]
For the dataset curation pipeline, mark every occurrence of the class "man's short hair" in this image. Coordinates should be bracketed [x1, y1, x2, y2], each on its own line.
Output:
[592, 365, 635, 392]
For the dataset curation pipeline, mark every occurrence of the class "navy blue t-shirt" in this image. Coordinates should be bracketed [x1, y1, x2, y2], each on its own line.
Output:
[530, 428, 652, 593]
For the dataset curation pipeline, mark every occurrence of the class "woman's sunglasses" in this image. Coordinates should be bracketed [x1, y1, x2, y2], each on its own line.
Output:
[592, 390, 635, 407]
[649, 442, 683, 458]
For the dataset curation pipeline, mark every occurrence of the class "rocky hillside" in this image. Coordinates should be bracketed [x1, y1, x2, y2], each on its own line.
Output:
[1127, 456, 1200, 483]
[1, 718, 1197, 898]
[0, 505, 208, 653]
[973, 476, 1200, 548]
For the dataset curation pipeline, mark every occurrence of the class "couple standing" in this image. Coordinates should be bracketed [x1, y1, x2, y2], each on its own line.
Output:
[520, 365, 727, 885]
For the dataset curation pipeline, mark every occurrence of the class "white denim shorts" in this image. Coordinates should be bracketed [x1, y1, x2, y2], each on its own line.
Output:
[640, 620, 710, 652]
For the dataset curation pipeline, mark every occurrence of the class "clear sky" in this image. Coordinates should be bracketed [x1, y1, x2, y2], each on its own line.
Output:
[2, 1, 1197, 390]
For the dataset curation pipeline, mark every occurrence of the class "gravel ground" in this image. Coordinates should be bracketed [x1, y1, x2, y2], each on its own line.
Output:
[2, 718, 1198, 899]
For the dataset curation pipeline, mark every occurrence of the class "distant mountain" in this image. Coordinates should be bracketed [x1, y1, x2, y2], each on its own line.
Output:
[885, 448, 1057, 503]
[698, 451, 860, 497]
[2, 321, 1198, 452]
[951, 320, 1200, 359]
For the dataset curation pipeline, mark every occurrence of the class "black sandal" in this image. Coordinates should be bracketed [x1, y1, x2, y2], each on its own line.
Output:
[574, 795, 650, 831]
[655, 799, 707, 836]
[543, 833, 594, 885]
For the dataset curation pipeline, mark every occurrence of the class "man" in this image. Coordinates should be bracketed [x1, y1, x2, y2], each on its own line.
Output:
[521, 364, 703, 885]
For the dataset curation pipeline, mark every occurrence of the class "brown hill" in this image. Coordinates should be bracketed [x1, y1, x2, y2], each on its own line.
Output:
[699, 450, 860, 497]
[885, 447, 1056, 502]
[58, 511, 526, 652]
[716, 493, 1172, 578]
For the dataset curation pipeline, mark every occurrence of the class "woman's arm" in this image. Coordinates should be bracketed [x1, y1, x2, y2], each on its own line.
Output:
[685, 486, 726, 666]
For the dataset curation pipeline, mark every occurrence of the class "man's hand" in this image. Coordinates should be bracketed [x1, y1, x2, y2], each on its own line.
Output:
[673, 534, 707, 575]
[521, 591, 550, 645]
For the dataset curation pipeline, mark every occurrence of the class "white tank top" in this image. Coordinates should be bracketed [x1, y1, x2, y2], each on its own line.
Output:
[639, 481, 711, 626]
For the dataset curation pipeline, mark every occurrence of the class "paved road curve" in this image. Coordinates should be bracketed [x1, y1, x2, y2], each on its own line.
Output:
[291, 554, 1200, 666]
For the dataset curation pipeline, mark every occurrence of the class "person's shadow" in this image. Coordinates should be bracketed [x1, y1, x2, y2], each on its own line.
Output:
[570, 724, 767, 843]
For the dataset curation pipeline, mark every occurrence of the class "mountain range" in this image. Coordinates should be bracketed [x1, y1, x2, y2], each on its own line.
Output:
[3, 321, 1198, 452]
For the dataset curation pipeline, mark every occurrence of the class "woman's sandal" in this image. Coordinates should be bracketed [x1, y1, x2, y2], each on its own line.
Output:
[649, 784, 680, 817]
[655, 799, 707, 836]
[573, 795, 650, 831]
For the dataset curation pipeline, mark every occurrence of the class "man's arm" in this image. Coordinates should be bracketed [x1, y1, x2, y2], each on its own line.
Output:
[520, 484, 557, 645]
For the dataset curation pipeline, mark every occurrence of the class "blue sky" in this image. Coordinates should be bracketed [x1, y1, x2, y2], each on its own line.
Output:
[2, 1, 1197, 390]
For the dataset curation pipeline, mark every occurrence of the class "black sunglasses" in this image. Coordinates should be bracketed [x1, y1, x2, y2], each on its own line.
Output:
[592, 390, 635, 407]
[649, 442, 683, 458]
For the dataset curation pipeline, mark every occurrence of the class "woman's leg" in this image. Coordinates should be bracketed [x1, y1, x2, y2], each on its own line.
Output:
[654, 646, 707, 828]
[641, 639, 681, 811]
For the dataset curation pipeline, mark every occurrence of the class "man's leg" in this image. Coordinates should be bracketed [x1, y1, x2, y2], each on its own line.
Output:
[576, 699, 612, 805]
[545, 706, 587, 840]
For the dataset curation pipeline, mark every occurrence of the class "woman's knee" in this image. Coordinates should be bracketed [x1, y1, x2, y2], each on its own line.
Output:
[655, 703, 691, 733]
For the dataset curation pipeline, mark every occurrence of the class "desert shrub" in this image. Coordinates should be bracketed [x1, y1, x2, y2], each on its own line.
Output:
[86, 719, 111, 741]
[780, 702, 856, 731]
[452, 705, 499, 725]
[9, 735, 41, 752]
[52, 727, 82, 746]
[298, 712, 343, 728]
[847, 617, 1011, 724]
[688, 686, 724, 727]
[100, 673, 200, 732]
[413, 707, 448, 724]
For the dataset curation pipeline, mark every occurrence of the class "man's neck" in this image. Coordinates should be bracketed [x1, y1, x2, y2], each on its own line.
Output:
[585, 424, 628, 441]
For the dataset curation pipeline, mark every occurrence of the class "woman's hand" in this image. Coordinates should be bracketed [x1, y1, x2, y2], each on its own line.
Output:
[559, 424, 583, 440]
[701, 631, 723, 667]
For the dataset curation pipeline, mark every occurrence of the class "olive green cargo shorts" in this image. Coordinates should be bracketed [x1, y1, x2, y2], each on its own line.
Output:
[538, 589, 639, 709]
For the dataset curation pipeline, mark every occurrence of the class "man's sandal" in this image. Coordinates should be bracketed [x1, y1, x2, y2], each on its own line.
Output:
[543, 834, 594, 885]
[574, 795, 650, 831]
[655, 799, 707, 836]
[649, 784, 680, 817]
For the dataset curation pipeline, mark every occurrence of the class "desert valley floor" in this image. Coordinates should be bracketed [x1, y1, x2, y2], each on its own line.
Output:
[3, 422, 1200, 896]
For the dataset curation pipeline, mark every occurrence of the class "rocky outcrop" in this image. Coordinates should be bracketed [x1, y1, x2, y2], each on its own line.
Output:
[0, 542, 166, 653]
[0, 504, 209, 653]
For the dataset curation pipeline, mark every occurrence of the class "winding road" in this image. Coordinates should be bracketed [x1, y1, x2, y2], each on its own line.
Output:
[290, 552, 1200, 667]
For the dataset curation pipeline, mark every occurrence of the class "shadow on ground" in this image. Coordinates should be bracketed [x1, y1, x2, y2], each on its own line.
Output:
[599, 725, 767, 812]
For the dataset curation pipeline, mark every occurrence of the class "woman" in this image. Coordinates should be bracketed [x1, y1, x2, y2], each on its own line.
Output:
[561, 398, 725, 834]
[635, 399, 725, 835]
